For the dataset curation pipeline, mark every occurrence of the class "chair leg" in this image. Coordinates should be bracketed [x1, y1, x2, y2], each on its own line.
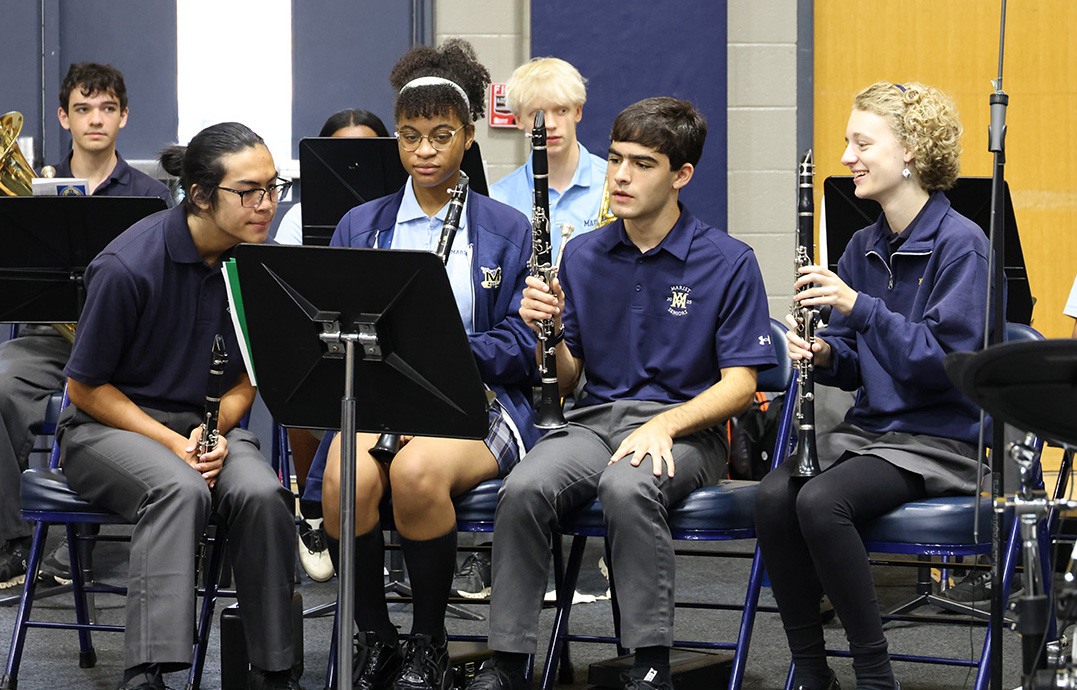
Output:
[2, 521, 52, 688]
[727, 546, 766, 690]
[187, 526, 230, 690]
[604, 539, 627, 658]
[549, 533, 572, 686]
[974, 512, 1022, 690]
[783, 662, 796, 690]
[540, 535, 587, 690]
[65, 523, 98, 668]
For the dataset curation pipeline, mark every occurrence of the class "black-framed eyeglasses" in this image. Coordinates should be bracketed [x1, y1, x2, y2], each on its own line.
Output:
[217, 179, 292, 208]
[394, 126, 463, 152]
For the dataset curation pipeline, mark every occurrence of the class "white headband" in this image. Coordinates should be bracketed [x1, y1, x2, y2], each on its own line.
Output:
[399, 76, 470, 111]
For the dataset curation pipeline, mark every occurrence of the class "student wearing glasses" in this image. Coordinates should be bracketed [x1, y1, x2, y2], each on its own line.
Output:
[58, 122, 302, 690]
[303, 39, 538, 690]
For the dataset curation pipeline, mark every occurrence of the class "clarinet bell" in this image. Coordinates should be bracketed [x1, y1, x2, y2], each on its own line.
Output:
[534, 384, 567, 430]
[369, 433, 400, 463]
[789, 434, 822, 480]
[535, 407, 567, 431]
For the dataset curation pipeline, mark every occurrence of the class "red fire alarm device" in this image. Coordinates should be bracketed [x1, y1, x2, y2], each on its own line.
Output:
[489, 83, 517, 128]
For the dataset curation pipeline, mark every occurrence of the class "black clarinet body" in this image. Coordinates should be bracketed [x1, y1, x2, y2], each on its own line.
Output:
[789, 149, 823, 480]
[197, 334, 228, 457]
[369, 174, 471, 463]
[529, 111, 567, 430]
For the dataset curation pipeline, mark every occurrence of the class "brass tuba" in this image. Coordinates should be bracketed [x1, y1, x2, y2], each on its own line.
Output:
[1, 112, 76, 343]
[1, 112, 36, 197]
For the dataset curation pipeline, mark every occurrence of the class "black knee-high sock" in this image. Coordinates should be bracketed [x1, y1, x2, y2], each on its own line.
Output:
[399, 525, 457, 645]
[299, 496, 322, 521]
[328, 529, 396, 644]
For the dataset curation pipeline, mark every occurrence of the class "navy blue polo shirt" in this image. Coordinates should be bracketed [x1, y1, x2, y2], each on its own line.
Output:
[65, 205, 245, 413]
[53, 151, 174, 205]
[559, 205, 776, 407]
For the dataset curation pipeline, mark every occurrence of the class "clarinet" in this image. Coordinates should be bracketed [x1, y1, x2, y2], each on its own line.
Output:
[197, 334, 228, 457]
[369, 173, 471, 463]
[789, 149, 824, 480]
[529, 111, 567, 430]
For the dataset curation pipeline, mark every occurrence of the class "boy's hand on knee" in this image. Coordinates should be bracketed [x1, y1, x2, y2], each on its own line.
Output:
[609, 419, 676, 477]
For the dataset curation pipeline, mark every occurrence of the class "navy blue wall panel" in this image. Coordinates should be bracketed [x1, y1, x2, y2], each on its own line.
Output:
[291, 1, 412, 158]
[532, 2, 728, 227]
[0, 2, 45, 166]
[53, 0, 177, 164]
[1, 0, 177, 167]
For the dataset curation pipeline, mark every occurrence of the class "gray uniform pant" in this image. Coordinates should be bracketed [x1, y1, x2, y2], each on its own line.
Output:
[59, 406, 296, 671]
[0, 329, 70, 543]
[487, 400, 727, 652]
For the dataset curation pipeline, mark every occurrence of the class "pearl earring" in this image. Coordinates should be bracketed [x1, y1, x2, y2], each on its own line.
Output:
[902, 167, 912, 179]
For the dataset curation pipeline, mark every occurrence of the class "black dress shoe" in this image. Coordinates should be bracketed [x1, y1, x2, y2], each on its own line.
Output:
[354, 631, 403, 690]
[248, 665, 303, 690]
[622, 668, 673, 690]
[465, 661, 526, 690]
[393, 633, 451, 690]
[115, 664, 165, 690]
[795, 669, 840, 690]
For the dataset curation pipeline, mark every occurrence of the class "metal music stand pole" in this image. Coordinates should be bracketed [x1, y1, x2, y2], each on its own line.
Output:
[986, 2, 1009, 687]
[337, 337, 358, 690]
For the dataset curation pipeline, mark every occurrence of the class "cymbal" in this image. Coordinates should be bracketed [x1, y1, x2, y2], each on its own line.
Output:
[944, 340, 1077, 448]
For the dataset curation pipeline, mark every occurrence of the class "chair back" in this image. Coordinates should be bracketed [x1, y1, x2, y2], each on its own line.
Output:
[757, 318, 794, 393]
[1004, 321, 1042, 344]
[47, 386, 70, 469]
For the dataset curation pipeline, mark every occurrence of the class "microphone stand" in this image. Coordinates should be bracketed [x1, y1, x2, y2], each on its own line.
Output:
[986, 2, 1009, 688]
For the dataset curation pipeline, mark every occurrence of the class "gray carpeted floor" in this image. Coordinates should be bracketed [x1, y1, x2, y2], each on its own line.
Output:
[0, 528, 1042, 690]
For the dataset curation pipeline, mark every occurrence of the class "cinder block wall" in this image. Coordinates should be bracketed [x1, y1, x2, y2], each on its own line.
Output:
[727, 0, 800, 319]
[435, 0, 531, 186]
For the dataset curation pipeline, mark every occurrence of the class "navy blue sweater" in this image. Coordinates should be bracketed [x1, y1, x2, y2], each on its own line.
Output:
[817, 192, 989, 443]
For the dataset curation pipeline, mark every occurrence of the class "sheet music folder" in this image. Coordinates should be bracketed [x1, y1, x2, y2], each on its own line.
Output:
[0, 196, 168, 322]
[298, 137, 489, 246]
[231, 243, 489, 438]
[822, 176, 1032, 325]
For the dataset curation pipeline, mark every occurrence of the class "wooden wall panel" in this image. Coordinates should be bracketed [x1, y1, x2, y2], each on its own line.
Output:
[815, 1, 1077, 337]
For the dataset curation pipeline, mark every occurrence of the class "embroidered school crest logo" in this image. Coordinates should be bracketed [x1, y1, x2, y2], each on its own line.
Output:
[480, 266, 502, 289]
[666, 285, 693, 316]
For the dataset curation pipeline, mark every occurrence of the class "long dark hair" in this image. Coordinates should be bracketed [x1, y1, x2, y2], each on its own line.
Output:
[318, 109, 389, 138]
[160, 122, 266, 214]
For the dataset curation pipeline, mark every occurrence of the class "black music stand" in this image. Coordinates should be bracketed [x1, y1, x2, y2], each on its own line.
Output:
[945, 341, 1077, 451]
[822, 176, 1033, 325]
[298, 137, 488, 246]
[231, 244, 489, 690]
[0, 196, 167, 322]
[945, 341, 1077, 683]
[0, 195, 165, 607]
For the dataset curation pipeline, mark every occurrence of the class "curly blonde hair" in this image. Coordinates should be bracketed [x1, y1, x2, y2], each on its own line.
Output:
[853, 81, 962, 191]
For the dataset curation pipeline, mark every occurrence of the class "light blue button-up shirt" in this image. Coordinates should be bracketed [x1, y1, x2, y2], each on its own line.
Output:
[490, 141, 608, 262]
[391, 178, 474, 334]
